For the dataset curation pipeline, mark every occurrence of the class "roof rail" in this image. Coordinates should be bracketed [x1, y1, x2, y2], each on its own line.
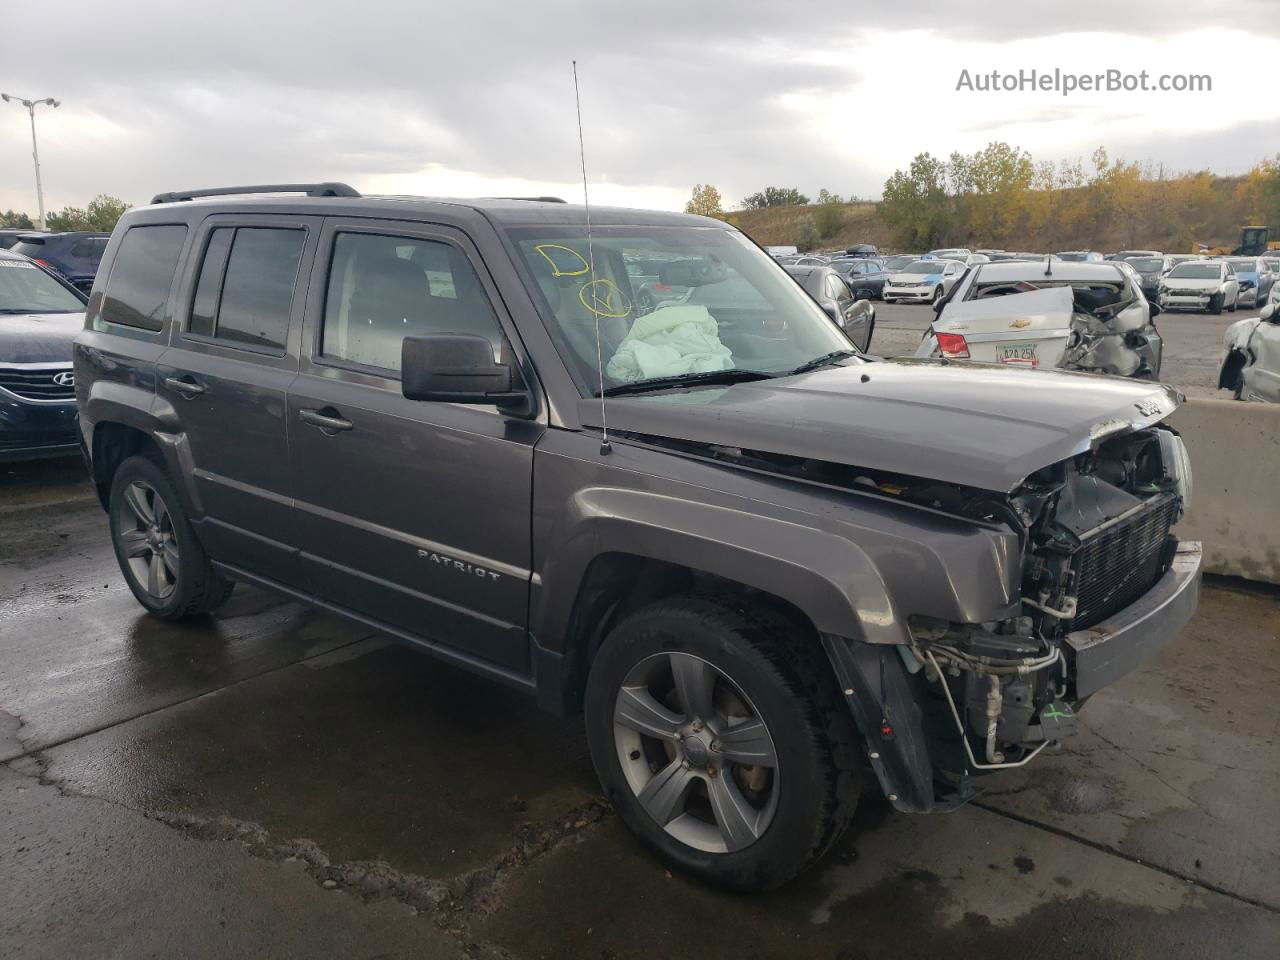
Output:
[151, 183, 360, 205]
[493, 196, 567, 203]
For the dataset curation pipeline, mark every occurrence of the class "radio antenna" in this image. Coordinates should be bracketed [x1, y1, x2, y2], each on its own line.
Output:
[573, 59, 611, 456]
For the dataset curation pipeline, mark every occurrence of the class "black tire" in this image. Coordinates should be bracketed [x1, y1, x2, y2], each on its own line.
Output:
[1208, 293, 1223, 315]
[108, 454, 233, 620]
[931, 286, 944, 304]
[584, 595, 861, 890]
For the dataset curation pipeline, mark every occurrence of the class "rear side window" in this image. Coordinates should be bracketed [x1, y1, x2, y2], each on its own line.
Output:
[69, 237, 108, 260]
[321, 231, 505, 372]
[101, 225, 188, 331]
[188, 227, 305, 351]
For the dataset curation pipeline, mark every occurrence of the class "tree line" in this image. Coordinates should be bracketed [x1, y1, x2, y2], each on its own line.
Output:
[686, 145, 1280, 252]
[880, 144, 1280, 251]
[0, 194, 131, 233]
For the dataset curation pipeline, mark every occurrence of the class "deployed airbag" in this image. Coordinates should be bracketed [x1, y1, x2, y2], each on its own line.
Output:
[605, 305, 734, 383]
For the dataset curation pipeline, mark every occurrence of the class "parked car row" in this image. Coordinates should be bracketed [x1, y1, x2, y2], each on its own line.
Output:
[0, 231, 110, 293]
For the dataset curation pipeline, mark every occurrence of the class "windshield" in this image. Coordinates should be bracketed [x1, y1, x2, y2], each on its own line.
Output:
[901, 261, 942, 275]
[505, 225, 852, 393]
[0, 259, 84, 313]
[882, 255, 915, 271]
[1228, 259, 1257, 273]
[1168, 263, 1221, 279]
[1128, 258, 1163, 272]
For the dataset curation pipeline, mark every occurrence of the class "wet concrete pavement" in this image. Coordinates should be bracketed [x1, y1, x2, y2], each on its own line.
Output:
[2, 463, 1279, 959]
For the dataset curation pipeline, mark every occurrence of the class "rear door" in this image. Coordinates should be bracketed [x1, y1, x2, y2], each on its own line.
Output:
[156, 215, 319, 583]
[287, 218, 541, 674]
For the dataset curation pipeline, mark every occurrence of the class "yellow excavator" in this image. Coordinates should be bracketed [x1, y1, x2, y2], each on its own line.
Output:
[1193, 225, 1280, 257]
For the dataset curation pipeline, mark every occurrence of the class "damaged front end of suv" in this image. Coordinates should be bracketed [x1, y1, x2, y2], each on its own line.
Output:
[899, 420, 1195, 799]
[599, 371, 1201, 814]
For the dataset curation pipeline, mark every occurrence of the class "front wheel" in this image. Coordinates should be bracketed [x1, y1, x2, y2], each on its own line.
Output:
[931, 286, 944, 304]
[1208, 293, 1224, 315]
[108, 454, 233, 620]
[584, 596, 860, 890]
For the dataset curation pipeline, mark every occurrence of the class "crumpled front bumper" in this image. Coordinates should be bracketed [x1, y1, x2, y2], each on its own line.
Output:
[1065, 541, 1202, 698]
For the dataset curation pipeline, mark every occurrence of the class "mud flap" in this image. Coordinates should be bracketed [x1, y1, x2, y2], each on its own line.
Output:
[820, 635, 937, 813]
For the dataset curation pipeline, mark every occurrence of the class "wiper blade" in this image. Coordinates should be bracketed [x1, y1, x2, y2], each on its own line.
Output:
[601, 368, 775, 397]
[788, 349, 859, 376]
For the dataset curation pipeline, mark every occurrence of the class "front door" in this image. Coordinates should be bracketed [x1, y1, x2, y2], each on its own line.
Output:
[287, 219, 541, 674]
[156, 216, 319, 581]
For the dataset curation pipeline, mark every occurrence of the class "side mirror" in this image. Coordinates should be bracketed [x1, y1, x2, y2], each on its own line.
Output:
[1148, 301, 1161, 319]
[401, 334, 528, 411]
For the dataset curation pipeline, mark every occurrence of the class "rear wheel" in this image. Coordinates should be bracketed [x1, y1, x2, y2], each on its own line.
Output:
[108, 455, 233, 620]
[584, 596, 860, 890]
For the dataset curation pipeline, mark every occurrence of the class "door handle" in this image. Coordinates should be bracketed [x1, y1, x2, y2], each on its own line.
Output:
[299, 407, 354, 433]
[164, 375, 206, 397]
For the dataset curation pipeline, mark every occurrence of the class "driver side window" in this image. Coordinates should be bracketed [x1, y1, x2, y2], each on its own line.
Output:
[321, 232, 505, 373]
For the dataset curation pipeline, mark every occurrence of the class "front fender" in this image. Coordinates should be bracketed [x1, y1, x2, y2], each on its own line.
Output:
[534, 485, 902, 650]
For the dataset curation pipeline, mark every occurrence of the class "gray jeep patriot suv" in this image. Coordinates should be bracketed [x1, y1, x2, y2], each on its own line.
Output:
[74, 183, 1201, 890]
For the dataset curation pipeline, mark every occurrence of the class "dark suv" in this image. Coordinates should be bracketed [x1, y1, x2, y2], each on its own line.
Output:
[75, 184, 1202, 889]
[10, 231, 110, 293]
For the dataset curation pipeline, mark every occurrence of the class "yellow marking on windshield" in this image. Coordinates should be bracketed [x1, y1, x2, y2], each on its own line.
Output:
[579, 278, 632, 319]
[533, 243, 590, 277]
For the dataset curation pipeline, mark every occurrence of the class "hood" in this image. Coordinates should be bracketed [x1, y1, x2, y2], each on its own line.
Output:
[0, 311, 85, 364]
[580, 359, 1181, 493]
[1163, 276, 1222, 291]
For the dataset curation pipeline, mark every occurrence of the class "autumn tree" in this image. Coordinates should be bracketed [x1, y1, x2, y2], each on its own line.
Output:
[880, 152, 952, 249]
[813, 188, 845, 238]
[0, 210, 34, 229]
[795, 215, 820, 251]
[685, 184, 723, 218]
[742, 186, 809, 209]
[46, 194, 131, 233]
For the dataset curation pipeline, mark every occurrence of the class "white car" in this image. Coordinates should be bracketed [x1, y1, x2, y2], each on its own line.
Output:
[882, 259, 965, 304]
[1219, 302, 1280, 402]
[916, 260, 1162, 378]
[925, 247, 971, 261]
[1161, 254, 1203, 275]
[1158, 260, 1239, 314]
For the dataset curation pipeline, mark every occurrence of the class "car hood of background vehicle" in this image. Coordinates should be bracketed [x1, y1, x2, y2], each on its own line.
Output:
[0, 312, 85, 363]
[1165, 277, 1222, 290]
[580, 359, 1181, 493]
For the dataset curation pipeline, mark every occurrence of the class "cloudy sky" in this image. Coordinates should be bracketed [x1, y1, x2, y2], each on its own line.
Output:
[2, 1, 1278, 216]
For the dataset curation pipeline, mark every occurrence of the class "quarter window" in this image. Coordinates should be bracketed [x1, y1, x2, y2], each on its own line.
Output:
[101, 225, 188, 331]
[188, 227, 305, 350]
[321, 231, 505, 372]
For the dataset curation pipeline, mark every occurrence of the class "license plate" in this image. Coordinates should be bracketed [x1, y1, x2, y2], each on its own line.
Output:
[996, 343, 1039, 367]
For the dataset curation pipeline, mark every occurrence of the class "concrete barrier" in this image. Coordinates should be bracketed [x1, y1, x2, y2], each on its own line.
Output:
[1171, 396, 1280, 584]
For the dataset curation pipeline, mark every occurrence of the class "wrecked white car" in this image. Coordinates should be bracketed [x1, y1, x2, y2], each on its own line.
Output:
[1158, 260, 1240, 314]
[1219, 301, 1280, 402]
[916, 261, 1163, 379]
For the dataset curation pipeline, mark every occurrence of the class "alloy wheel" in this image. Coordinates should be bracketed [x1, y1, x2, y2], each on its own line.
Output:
[114, 480, 180, 600]
[613, 652, 779, 853]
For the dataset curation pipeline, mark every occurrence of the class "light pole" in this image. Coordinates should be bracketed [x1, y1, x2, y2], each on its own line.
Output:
[1, 94, 60, 230]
